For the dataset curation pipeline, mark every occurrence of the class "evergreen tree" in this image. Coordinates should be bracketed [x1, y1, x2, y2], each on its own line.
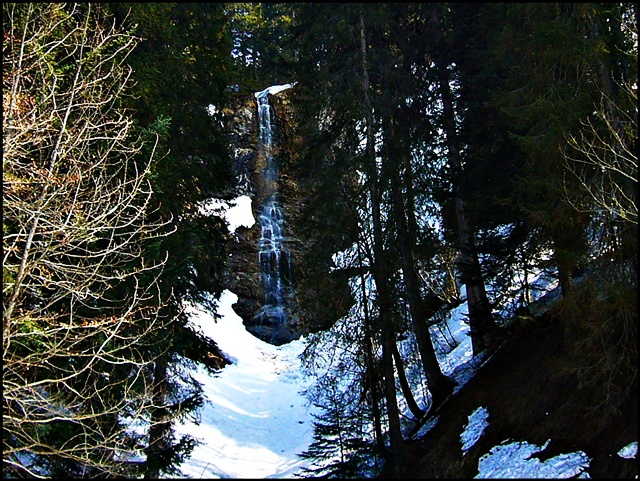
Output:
[285, 3, 368, 334]
[299, 378, 377, 479]
[226, 3, 296, 93]
[474, 4, 597, 297]
[102, 4, 236, 476]
[297, 273, 386, 479]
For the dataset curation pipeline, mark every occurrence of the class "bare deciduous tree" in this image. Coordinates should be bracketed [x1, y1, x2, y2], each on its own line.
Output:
[3, 3, 174, 477]
[564, 81, 638, 227]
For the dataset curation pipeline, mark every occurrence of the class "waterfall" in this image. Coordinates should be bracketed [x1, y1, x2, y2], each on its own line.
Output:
[254, 84, 295, 343]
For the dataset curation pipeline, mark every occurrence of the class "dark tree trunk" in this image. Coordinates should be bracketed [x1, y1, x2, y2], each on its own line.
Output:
[391, 342, 426, 420]
[358, 243, 386, 457]
[384, 113, 455, 411]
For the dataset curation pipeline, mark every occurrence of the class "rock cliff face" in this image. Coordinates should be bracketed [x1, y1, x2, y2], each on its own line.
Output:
[223, 89, 301, 345]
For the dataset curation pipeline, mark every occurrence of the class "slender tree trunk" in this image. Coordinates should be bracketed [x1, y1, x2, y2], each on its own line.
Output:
[359, 10, 405, 472]
[402, 152, 420, 248]
[522, 259, 532, 304]
[358, 243, 386, 457]
[391, 343, 425, 420]
[554, 239, 576, 297]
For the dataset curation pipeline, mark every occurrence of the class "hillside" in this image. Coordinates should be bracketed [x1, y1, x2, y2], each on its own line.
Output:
[381, 299, 638, 479]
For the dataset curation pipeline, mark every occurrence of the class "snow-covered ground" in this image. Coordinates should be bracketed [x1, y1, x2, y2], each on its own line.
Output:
[176, 290, 316, 478]
[171, 196, 637, 478]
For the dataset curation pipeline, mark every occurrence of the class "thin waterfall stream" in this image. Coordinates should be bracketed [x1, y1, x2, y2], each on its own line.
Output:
[253, 84, 296, 344]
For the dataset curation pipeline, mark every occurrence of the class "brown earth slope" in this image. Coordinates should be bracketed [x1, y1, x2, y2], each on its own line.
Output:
[381, 308, 638, 479]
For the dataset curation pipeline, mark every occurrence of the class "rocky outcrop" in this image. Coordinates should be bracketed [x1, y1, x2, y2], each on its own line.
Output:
[223, 89, 302, 345]
[222, 100, 261, 327]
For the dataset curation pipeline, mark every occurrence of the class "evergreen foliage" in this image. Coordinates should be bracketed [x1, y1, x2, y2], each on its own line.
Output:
[280, 2, 636, 475]
[299, 379, 377, 479]
[298, 307, 382, 478]
[102, 3, 236, 477]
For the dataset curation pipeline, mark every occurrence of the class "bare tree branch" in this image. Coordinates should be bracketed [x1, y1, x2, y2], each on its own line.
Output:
[3, 4, 175, 477]
[563, 81, 638, 226]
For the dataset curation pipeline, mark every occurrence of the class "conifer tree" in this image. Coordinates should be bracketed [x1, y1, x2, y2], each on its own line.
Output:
[102, 4, 236, 477]
[299, 378, 377, 479]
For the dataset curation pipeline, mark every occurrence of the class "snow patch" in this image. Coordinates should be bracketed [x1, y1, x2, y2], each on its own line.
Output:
[475, 439, 591, 479]
[254, 82, 297, 99]
[461, 406, 490, 455]
[617, 441, 638, 459]
[198, 195, 255, 234]
[175, 290, 316, 478]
